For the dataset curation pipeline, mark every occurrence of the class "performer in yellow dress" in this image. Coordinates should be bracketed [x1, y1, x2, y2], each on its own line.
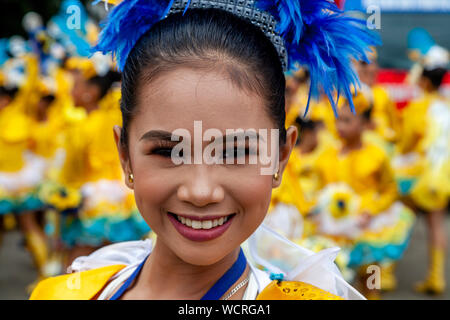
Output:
[354, 48, 400, 146]
[352, 52, 404, 291]
[394, 33, 449, 294]
[266, 115, 355, 282]
[311, 92, 415, 298]
[57, 57, 150, 268]
[31, 0, 378, 300]
[0, 54, 53, 279]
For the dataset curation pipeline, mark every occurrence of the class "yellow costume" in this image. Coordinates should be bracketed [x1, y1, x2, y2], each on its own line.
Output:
[370, 85, 399, 143]
[0, 55, 54, 279]
[312, 141, 415, 267]
[268, 144, 354, 281]
[30, 264, 342, 300]
[270, 149, 316, 216]
[361, 85, 398, 159]
[0, 55, 44, 207]
[57, 86, 149, 247]
[58, 92, 123, 189]
[316, 143, 398, 216]
[395, 92, 449, 211]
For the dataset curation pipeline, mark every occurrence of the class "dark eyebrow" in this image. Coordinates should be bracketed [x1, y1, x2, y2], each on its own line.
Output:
[223, 131, 263, 143]
[139, 130, 181, 141]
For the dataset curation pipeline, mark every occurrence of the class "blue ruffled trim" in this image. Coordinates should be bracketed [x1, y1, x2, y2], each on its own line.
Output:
[16, 195, 45, 213]
[60, 211, 151, 247]
[396, 177, 418, 196]
[60, 217, 87, 247]
[348, 231, 414, 267]
[0, 195, 46, 215]
[0, 199, 16, 216]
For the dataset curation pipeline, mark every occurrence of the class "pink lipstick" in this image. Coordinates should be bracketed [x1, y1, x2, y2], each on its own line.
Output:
[167, 212, 235, 242]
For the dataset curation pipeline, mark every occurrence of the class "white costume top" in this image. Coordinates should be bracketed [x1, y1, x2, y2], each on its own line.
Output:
[69, 224, 365, 300]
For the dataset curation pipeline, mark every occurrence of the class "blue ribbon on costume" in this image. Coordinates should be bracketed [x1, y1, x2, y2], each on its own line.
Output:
[109, 247, 246, 300]
[109, 254, 150, 300]
[201, 247, 247, 300]
[269, 272, 284, 282]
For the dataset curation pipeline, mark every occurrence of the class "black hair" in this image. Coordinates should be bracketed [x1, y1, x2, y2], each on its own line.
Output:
[119, 8, 286, 149]
[0, 86, 19, 99]
[294, 116, 317, 133]
[293, 69, 310, 84]
[294, 116, 319, 146]
[422, 67, 447, 90]
[361, 106, 373, 122]
[88, 70, 122, 100]
[40, 94, 55, 105]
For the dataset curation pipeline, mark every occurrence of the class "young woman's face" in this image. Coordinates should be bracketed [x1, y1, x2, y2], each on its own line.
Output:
[336, 104, 365, 142]
[69, 70, 100, 108]
[0, 94, 12, 110]
[116, 67, 296, 266]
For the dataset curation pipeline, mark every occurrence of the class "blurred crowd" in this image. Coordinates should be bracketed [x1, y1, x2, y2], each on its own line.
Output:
[268, 29, 449, 299]
[0, 0, 448, 299]
[0, 1, 151, 293]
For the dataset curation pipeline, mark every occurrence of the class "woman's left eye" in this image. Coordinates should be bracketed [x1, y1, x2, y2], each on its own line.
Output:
[222, 147, 253, 160]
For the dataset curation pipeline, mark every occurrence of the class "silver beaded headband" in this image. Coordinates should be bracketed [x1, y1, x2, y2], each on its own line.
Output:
[166, 0, 288, 70]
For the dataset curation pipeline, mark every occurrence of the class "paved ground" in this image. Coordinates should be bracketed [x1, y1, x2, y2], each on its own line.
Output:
[381, 213, 450, 300]
[0, 214, 449, 300]
[0, 230, 38, 299]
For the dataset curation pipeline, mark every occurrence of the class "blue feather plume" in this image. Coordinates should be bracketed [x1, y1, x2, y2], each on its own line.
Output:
[92, 0, 172, 71]
[254, 0, 380, 115]
[92, 0, 380, 115]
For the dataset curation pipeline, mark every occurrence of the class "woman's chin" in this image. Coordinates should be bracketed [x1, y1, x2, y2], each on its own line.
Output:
[173, 247, 233, 267]
[165, 235, 239, 266]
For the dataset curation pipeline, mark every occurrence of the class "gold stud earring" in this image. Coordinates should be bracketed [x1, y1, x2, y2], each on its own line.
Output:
[273, 171, 279, 181]
[128, 173, 134, 183]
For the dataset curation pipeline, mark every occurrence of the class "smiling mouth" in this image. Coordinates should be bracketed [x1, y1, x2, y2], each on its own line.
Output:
[167, 211, 236, 242]
[168, 212, 235, 230]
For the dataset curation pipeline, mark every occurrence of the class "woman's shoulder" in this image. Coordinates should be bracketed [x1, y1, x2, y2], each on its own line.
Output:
[30, 239, 153, 300]
[29, 264, 126, 300]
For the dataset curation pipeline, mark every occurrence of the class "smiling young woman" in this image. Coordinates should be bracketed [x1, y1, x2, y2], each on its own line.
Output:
[30, 0, 378, 300]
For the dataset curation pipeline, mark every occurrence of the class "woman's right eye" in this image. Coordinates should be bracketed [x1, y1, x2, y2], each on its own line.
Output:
[152, 147, 174, 158]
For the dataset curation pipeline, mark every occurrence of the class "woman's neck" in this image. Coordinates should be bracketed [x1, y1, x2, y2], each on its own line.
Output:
[82, 102, 99, 114]
[299, 143, 316, 155]
[340, 135, 363, 155]
[123, 240, 244, 300]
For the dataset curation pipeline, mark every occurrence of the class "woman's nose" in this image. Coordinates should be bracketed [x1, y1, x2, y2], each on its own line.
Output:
[177, 165, 225, 207]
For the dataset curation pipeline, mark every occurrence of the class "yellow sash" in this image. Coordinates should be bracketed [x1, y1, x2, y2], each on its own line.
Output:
[30, 265, 126, 300]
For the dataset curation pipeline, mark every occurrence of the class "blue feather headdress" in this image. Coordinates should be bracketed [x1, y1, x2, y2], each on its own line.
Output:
[92, 0, 380, 116]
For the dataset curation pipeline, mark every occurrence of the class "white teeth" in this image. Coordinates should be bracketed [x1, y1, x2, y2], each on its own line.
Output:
[202, 220, 213, 229]
[192, 220, 202, 229]
[175, 215, 231, 229]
